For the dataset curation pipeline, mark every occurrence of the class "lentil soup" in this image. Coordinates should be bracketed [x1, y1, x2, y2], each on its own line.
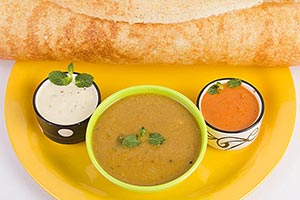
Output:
[92, 94, 201, 186]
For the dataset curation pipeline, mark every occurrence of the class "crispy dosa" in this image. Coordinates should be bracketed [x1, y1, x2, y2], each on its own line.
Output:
[0, 0, 299, 66]
[48, 0, 264, 24]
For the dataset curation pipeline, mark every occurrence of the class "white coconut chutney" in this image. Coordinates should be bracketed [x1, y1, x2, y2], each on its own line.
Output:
[35, 77, 99, 125]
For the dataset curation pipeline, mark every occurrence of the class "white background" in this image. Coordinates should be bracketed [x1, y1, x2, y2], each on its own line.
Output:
[0, 60, 299, 199]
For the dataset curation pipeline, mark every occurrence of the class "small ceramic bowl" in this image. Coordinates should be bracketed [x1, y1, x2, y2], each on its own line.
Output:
[197, 78, 264, 150]
[33, 73, 101, 144]
[86, 85, 207, 192]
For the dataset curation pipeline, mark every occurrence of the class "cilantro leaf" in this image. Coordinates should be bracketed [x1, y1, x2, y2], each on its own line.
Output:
[121, 134, 141, 148]
[139, 127, 146, 137]
[227, 78, 242, 88]
[148, 133, 165, 146]
[75, 73, 94, 88]
[207, 82, 223, 95]
[48, 71, 72, 86]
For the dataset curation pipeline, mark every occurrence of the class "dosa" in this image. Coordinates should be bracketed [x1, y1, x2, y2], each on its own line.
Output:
[0, 0, 299, 66]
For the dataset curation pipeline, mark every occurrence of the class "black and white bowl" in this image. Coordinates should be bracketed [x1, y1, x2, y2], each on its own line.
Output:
[196, 78, 264, 150]
[33, 73, 101, 144]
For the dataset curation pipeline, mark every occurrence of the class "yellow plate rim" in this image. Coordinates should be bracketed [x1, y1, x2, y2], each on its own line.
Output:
[4, 61, 296, 199]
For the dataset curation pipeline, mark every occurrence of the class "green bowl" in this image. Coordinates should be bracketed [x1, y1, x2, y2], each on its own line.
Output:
[86, 85, 207, 192]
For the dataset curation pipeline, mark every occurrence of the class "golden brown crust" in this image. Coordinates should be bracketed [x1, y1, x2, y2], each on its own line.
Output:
[48, 0, 264, 24]
[0, 1, 300, 66]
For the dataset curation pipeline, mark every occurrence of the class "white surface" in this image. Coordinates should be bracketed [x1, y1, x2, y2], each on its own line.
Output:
[0, 60, 53, 200]
[0, 60, 299, 199]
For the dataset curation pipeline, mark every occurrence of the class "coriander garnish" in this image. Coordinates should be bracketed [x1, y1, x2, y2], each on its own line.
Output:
[207, 78, 242, 95]
[139, 127, 146, 137]
[148, 133, 165, 146]
[48, 63, 94, 88]
[227, 78, 242, 88]
[120, 127, 165, 148]
[207, 82, 223, 95]
[121, 134, 141, 148]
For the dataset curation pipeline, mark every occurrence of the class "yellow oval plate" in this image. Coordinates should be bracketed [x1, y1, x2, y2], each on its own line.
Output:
[5, 61, 296, 199]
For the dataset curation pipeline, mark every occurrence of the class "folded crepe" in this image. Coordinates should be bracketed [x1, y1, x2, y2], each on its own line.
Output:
[0, 0, 299, 66]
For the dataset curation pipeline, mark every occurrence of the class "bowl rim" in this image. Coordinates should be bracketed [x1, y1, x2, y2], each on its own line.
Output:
[86, 85, 207, 192]
[32, 72, 101, 127]
[196, 78, 265, 134]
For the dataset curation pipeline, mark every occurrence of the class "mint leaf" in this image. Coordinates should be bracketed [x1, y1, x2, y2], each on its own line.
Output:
[48, 71, 72, 86]
[48, 63, 94, 88]
[68, 63, 74, 77]
[121, 134, 141, 148]
[207, 82, 223, 95]
[139, 127, 146, 137]
[75, 73, 94, 88]
[227, 78, 242, 88]
[148, 133, 165, 146]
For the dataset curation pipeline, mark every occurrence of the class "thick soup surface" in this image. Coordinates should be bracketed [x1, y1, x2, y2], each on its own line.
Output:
[201, 84, 259, 131]
[92, 94, 200, 186]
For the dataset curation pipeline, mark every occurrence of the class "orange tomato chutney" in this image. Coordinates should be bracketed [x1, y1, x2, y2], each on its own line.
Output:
[92, 94, 201, 186]
[201, 83, 259, 131]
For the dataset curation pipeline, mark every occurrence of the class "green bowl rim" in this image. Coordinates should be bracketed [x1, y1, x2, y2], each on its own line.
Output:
[86, 85, 207, 192]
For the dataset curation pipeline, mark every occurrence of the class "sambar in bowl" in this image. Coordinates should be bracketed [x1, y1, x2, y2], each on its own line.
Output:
[86, 85, 207, 192]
